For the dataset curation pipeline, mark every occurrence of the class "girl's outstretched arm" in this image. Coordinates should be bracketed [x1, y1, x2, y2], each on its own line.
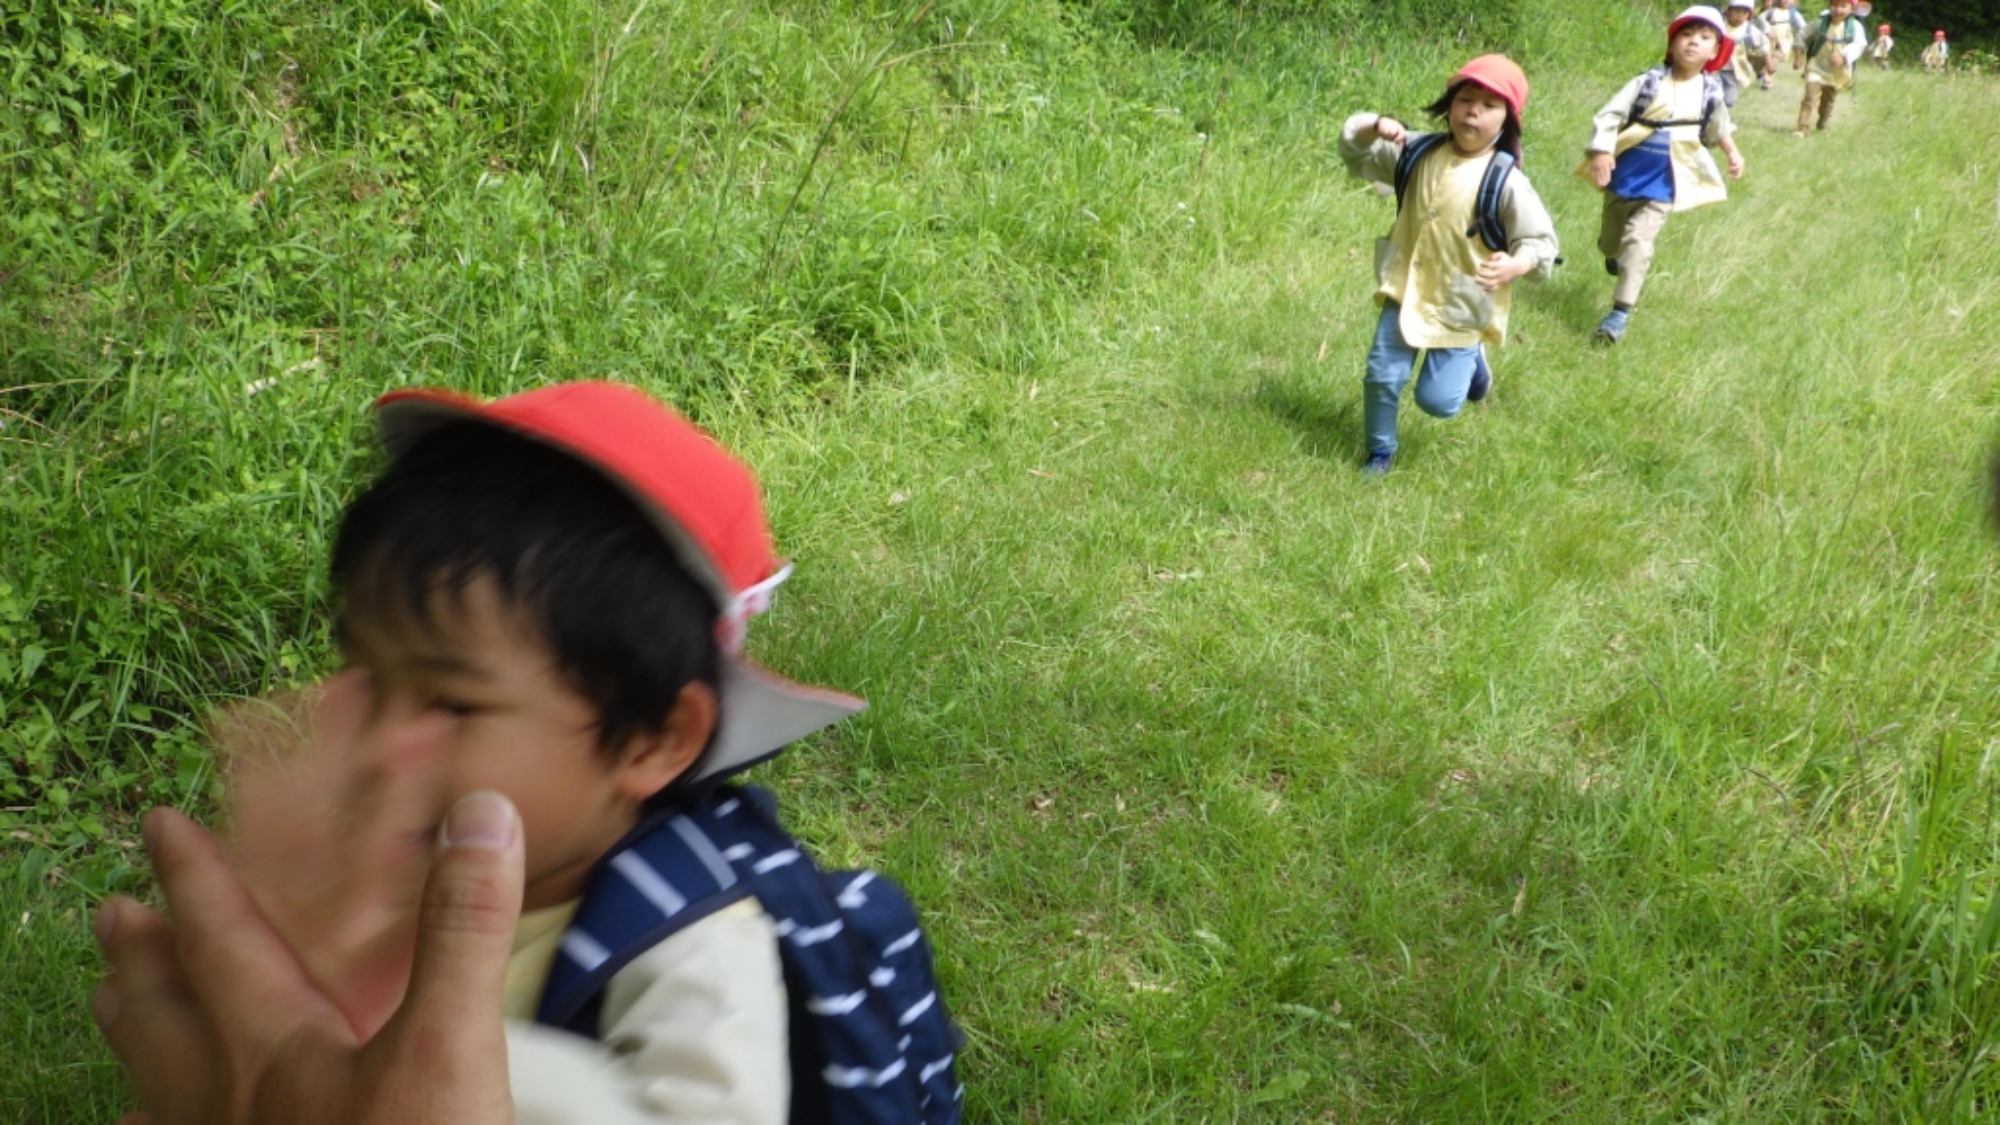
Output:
[1337, 113, 1405, 186]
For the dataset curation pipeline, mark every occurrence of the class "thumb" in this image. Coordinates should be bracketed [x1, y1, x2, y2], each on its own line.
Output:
[385, 791, 523, 1036]
[358, 791, 521, 1122]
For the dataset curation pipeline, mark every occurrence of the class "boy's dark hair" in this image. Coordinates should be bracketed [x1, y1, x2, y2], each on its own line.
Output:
[1424, 81, 1523, 164]
[330, 421, 721, 780]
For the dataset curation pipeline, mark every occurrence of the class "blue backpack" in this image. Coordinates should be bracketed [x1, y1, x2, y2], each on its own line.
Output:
[1622, 65, 1724, 135]
[536, 784, 963, 1123]
[1392, 133, 1517, 254]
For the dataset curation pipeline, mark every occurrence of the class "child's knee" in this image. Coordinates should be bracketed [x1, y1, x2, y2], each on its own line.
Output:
[1413, 384, 1464, 418]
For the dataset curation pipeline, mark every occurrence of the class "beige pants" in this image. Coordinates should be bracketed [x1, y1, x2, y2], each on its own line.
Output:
[1798, 81, 1840, 131]
[1597, 196, 1673, 308]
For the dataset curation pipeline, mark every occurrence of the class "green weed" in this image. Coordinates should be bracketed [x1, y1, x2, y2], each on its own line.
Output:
[7, 0, 2000, 1118]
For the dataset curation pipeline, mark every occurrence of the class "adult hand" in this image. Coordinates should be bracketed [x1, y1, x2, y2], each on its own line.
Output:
[219, 671, 457, 1039]
[91, 790, 523, 1125]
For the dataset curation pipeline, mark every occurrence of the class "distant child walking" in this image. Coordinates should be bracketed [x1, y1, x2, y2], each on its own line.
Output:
[1796, 0, 1866, 134]
[1922, 29, 1950, 72]
[1868, 23, 1894, 68]
[1721, 0, 1770, 104]
[1759, 0, 1807, 72]
[1337, 55, 1559, 476]
[1582, 6, 1746, 344]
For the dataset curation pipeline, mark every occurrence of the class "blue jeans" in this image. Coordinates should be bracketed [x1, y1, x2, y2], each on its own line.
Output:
[1363, 301, 1478, 457]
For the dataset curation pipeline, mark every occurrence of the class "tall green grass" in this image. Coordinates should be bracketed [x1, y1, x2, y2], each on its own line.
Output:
[8, 0, 2000, 1117]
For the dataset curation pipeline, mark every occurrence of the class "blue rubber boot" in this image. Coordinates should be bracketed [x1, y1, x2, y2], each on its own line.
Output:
[1594, 307, 1631, 344]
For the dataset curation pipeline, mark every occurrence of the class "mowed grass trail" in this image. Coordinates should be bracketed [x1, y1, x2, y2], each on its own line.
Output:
[750, 64, 2000, 1119]
[7, 20, 2000, 1123]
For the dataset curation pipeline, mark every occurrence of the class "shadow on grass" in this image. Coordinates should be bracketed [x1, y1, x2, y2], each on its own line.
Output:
[1546, 263, 1633, 343]
[1254, 374, 1363, 464]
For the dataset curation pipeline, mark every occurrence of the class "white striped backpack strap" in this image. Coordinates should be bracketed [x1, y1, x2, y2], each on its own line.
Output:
[538, 785, 964, 1124]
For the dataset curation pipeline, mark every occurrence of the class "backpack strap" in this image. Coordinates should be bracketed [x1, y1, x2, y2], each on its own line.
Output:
[535, 798, 754, 1031]
[1392, 131, 1513, 254]
[537, 785, 962, 1124]
[1623, 66, 1667, 130]
[1627, 65, 1719, 133]
[1392, 131, 1449, 214]
[1468, 150, 1514, 254]
[1806, 13, 1858, 57]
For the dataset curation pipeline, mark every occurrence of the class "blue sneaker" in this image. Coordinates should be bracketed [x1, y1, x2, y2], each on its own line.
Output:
[1467, 346, 1492, 403]
[1594, 307, 1630, 344]
[1361, 451, 1393, 478]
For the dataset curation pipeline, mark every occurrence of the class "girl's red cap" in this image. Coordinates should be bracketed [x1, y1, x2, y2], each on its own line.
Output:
[1449, 54, 1528, 121]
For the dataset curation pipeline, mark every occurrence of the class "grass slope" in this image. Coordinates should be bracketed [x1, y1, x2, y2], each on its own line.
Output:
[6, 1, 2000, 1118]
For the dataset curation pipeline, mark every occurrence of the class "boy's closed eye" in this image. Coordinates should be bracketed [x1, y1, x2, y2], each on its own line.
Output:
[428, 696, 484, 718]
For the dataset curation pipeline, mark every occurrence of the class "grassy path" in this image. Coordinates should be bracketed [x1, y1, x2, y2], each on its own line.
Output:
[7, 39, 2000, 1124]
[748, 65, 2000, 1119]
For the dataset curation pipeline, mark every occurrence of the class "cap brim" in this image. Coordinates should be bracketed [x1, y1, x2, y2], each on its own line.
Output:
[702, 657, 867, 779]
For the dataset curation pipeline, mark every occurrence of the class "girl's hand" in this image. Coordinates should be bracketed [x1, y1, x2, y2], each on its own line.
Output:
[1373, 115, 1405, 145]
[1475, 251, 1531, 292]
[1585, 152, 1614, 189]
[1727, 150, 1746, 180]
[218, 672, 458, 1040]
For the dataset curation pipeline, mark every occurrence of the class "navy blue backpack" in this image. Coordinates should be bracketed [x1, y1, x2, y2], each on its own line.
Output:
[1392, 132, 1517, 254]
[536, 784, 963, 1123]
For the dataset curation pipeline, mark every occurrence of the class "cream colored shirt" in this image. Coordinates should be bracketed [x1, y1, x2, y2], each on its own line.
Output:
[1805, 16, 1867, 87]
[1336, 115, 1560, 350]
[1583, 71, 1733, 213]
[504, 897, 790, 1124]
[505, 900, 581, 1020]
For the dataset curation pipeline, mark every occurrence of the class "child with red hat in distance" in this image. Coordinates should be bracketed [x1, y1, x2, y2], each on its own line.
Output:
[1580, 6, 1746, 344]
[1795, 0, 1867, 134]
[1868, 23, 1894, 68]
[1922, 29, 1949, 72]
[221, 381, 961, 1123]
[1336, 54, 1559, 476]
